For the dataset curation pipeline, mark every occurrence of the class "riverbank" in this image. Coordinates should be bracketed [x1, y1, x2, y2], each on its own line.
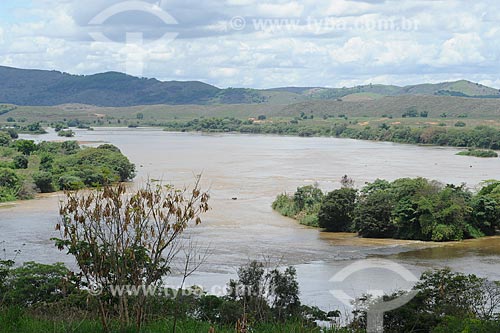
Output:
[2, 129, 500, 312]
[0, 133, 135, 203]
[273, 178, 500, 242]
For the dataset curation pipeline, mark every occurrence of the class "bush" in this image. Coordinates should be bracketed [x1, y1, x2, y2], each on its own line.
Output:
[2, 262, 76, 306]
[57, 175, 85, 190]
[272, 194, 297, 217]
[57, 130, 75, 137]
[0, 168, 20, 188]
[354, 190, 396, 238]
[318, 188, 357, 232]
[457, 149, 498, 158]
[0, 132, 11, 146]
[14, 140, 37, 156]
[33, 171, 55, 193]
[13, 155, 28, 169]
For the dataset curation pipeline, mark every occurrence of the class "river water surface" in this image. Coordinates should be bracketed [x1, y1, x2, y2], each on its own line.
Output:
[1, 128, 500, 312]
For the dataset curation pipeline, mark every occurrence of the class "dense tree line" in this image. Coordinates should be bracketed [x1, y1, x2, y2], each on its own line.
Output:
[273, 177, 500, 241]
[164, 117, 500, 150]
[0, 131, 135, 202]
[1, 258, 498, 332]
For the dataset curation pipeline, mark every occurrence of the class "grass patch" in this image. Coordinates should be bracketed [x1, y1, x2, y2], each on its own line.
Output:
[456, 149, 498, 158]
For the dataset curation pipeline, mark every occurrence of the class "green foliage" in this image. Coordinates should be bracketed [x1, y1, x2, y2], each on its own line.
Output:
[318, 188, 357, 232]
[379, 269, 500, 332]
[0, 132, 11, 146]
[33, 171, 55, 193]
[14, 140, 37, 156]
[271, 194, 298, 217]
[293, 185, 323, 211]
[354, 189, 396, 238]
[274, 177, 500, 241]
[0, 139, 134, 201]
[228, 261, 310, 323]
[457, 149, 498, 158]
[54, 182, 210, 330]
[13, 155, 28, 169]
[272, 185, 323, 227]
[97, 144, 121, 153]
[47, 145, 135, 189]
[21, 123, 46, 134]
[165, 118, 500, 150]
[433, 317, 500, 333]
[57, 129, 75, 137]
[57, 175, 84, 190]
[0, 168, 20, 188]
[2, 262, 75, 306]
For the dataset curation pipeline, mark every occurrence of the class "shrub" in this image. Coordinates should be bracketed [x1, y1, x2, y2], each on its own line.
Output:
[58, 175, 84, 190]
[33, 171, 55, 193]
[318, 188, 357, 231]
[0, 132, 11, 146]
[13, 155, 28, 169]
[57, 130, 75, 137]
[0, 168, 20, 188]
[3, 262, 76, 306]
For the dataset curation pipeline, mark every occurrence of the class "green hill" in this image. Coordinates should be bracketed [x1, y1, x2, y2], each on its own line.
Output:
[0, 66, 499, 107]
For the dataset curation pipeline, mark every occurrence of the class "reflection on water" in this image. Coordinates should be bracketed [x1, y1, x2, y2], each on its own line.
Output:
[2, 128, 500, 310]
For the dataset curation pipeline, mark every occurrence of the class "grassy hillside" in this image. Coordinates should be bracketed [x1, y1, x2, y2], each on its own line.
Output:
[279, 95, 500, 119]
[2, 93, 500, 127]
[0, 66, 220, 107]
[1, 66, 499, 107]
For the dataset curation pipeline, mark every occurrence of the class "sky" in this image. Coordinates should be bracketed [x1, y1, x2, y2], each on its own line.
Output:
[0, 0, 499, 88]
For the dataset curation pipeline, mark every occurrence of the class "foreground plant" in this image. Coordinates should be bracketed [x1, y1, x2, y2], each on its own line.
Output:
[53, 179, 209, 332]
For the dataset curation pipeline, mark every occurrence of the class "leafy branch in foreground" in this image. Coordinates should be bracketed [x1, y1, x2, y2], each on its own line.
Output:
[53, 179, 210, 332]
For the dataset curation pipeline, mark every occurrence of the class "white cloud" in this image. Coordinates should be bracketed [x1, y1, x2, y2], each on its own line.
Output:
[256, 2, 304, 18]
[438, 33, 485, 65]
[0, 0, 499, 88]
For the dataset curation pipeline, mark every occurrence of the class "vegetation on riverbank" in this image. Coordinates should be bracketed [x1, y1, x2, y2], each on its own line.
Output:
[457, 149, 498, 158]
[160, 117, 500, 149]
[273, 177, 500, 241]
[1, 259, 498, 332]
[1, 181, 499, 332]
[0, 130, 135, 202]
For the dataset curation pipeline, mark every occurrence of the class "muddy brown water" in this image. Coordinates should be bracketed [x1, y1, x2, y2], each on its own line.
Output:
[2, 128, 499, 311]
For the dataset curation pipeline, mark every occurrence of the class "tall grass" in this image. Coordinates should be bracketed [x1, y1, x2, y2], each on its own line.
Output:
[0, 307, 347, 333]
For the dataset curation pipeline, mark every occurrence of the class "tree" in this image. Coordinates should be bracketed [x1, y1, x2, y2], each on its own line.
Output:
[378, 269, 500, 332]
[13, 155, 28, 169]
[136, 113, 144, 120]
[54, 179, 209, 332]
[340, 175, 355, 188]
[354, 189, 396, 238]
[293, 185, 323, 211]
[318, 188, 357, 232]
[2, 262, 76, 306]
[0, 168, 20, 188]
[33, 171, 55, 193]
[14, 140, 37, 155]
[0, 132, 11, 146]
[228, 260, 302, 322]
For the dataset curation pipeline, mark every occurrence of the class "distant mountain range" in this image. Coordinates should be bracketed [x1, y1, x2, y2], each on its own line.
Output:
[1, 66, 499, 107]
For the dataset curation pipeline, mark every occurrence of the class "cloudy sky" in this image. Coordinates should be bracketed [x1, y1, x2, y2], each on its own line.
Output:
[0, 0, 499, 88]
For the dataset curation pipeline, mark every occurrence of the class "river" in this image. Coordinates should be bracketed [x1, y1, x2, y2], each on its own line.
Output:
[1, 128, 500, 312]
